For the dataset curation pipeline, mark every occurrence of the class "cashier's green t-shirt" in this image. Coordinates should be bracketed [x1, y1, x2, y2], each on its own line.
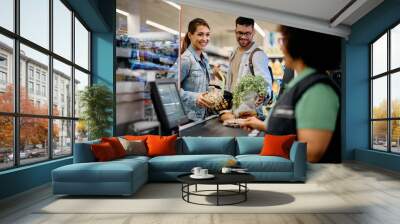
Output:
[269, 67, 339, 131]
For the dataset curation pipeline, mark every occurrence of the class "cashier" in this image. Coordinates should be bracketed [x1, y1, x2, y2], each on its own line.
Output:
[240, 25, 341, 163]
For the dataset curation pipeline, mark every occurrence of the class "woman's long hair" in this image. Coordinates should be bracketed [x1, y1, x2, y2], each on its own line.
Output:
[181, 18, 210, 54]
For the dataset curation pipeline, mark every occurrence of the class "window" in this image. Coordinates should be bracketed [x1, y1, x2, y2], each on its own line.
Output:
[0, 0, 91, 170]
[391, 24, 400, 70]
[20, 0, 49, 49]
[74, 69, 89, 119]
[36, 83, 40, 95]
[42, 85, 46, 97]
[0, 54, 7, 67]
[53, 119, 72, 158]
[53, 59, 72, 117]
[371, 22, 400, 154]
[0, 34, 13, 113]
[28, 67, 34, 80]
[53, 0, 72, 60]
[0, 116, 13, 170]
[35, 70, 41, 81]
[0, 54, 7, 86]
[75, 18, 89, 70]
[0, 0, 14, 32]
[0, 71, 6, 85]
[28, 81, 34, 94]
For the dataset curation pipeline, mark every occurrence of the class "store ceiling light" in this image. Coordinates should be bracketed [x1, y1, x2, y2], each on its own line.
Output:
[162, 0, 181, 10]
[254, 23, 266, 38]
[116, 9, 129, 17]
[146, 20, 181, 36]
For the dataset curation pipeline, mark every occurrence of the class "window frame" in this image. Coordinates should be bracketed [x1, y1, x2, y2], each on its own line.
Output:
[0, 0, 92, 171]
[370, 19, 400, 154]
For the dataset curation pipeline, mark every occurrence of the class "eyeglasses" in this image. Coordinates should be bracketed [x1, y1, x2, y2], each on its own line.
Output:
[235, 31, 252, 37]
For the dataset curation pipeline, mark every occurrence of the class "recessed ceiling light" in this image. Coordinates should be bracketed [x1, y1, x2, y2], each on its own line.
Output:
[146, 20, 182, 36]
[162, 0, 181, 10]
[116, 8, 129, 17]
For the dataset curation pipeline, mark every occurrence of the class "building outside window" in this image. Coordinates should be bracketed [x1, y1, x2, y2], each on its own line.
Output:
[371, 23, 400, 154]
[0, 0, 91, 170]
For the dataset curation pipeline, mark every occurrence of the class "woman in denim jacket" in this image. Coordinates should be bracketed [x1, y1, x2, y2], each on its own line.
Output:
[174, 18, 215, 121]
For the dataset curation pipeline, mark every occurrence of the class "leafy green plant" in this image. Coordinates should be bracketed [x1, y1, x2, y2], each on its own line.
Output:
[232, 75, 266, 108]
[79, 84, 113, 140]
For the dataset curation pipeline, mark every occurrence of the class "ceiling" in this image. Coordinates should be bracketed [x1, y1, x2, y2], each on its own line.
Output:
[226, 0, 353, 24]
[172, 0, 384, 37]
[116, 0, 277, 32]
[117, 0, 384, 38]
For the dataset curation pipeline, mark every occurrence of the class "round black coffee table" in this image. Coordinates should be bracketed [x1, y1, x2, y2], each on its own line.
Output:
[177, 173, 255, 206]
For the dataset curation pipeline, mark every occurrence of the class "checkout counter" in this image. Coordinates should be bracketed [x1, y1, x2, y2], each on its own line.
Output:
[179, 115, 262, 137]
[150, 80, 262, 137]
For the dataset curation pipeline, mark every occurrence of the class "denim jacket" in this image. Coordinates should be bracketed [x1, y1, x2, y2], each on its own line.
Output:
[168, 45, 212, 121]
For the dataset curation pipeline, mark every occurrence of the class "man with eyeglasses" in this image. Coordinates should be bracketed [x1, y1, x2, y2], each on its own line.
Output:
[220, 16, 273, 121]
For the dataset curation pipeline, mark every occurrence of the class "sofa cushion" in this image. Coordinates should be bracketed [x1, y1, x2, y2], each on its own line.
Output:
[52, 159, 147, 183]
[91, 142, 118, 162]
[236, 155, 293, 172]
[181, 137, 235, 155]
[236, 137, 264, 155]
[118, 137, 147, 156]
[147, 135, 177, 157]
[101, 137, 127, 158]
[148, 154, 235, 172]
[260, 134, 296, 159]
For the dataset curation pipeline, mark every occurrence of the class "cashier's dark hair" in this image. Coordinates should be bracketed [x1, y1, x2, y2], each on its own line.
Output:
[278, 25, 341, 72]
[181, 18, 210, 54]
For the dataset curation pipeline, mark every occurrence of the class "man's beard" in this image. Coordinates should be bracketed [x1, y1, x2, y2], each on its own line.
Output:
[238, 38, 251, 48]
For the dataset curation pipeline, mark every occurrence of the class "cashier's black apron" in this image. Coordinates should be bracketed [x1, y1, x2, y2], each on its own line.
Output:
[266, 72, 341, 163]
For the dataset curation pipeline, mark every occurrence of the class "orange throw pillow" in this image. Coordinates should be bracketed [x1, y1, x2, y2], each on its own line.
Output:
[101, 137, 126, 158]
[124, 135, 149, 141]
[260, 134, 297, 159]
[91, 142, 117, 161]
[146, 135, 177, 157]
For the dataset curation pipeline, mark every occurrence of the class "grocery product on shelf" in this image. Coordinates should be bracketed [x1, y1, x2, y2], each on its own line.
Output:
[116, 34, 179, 74]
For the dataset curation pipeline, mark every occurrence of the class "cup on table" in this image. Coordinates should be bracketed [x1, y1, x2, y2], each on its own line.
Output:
[199, 169, 208, 176]
[221, 167, 232, 174]
[191, 167, 202, 176]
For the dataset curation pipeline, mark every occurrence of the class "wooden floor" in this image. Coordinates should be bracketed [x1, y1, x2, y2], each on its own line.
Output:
[1, 162, 400, 224]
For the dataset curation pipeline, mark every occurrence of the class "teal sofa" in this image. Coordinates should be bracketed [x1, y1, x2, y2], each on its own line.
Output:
[52, 137, 306, 196]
